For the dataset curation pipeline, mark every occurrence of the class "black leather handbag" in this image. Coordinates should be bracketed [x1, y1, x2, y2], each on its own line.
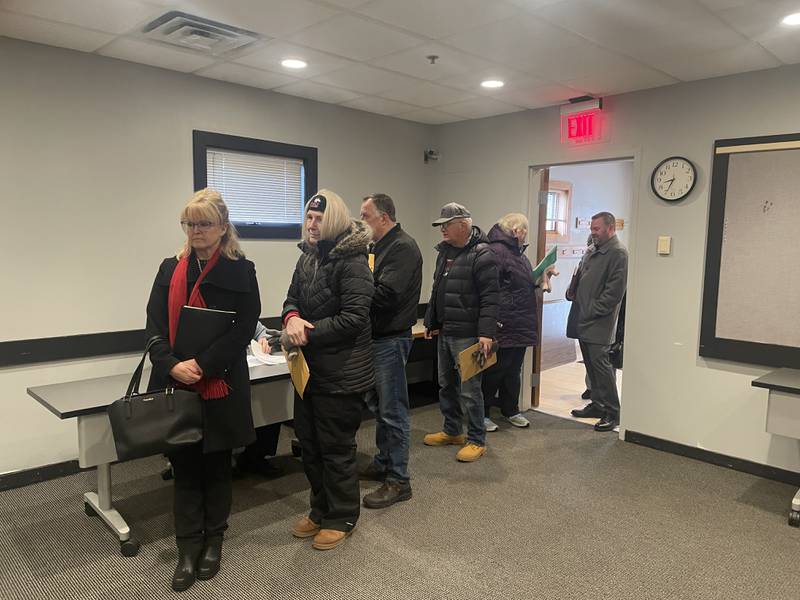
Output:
[107, 336, 203, 461]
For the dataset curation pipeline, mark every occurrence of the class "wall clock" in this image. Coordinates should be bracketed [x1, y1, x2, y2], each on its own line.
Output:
[651, 156, 696, 202]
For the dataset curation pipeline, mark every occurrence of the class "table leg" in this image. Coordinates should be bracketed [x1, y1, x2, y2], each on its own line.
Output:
[83, 463, 140, 556]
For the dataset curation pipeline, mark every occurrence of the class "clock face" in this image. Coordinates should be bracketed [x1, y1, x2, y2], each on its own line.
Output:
[652, 157, 696, 202]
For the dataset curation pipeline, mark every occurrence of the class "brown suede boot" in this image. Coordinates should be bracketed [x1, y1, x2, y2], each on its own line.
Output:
[312, 528, 352, 550]
[292, 516, 320, 538]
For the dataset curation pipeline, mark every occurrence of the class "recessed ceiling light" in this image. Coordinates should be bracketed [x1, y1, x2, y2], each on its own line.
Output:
[481, 79, 504, 89]
[782, 12, 800, 25]
[281, 58, 307, 69]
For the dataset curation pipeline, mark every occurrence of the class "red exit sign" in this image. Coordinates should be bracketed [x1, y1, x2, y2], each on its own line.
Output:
[560, 107, 604, 145]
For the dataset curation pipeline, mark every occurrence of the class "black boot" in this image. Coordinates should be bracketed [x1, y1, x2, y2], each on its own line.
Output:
[171, 547, 201, 592]
[197, 538, 223, 581]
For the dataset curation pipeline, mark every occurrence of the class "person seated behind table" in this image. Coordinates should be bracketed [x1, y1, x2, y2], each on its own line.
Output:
[233, 321, 283, 478]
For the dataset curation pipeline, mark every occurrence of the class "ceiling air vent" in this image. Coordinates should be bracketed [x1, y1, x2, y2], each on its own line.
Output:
[142, 11, 260, 56]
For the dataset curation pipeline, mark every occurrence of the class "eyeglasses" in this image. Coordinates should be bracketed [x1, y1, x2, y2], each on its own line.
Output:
[181, 220, 217, 232]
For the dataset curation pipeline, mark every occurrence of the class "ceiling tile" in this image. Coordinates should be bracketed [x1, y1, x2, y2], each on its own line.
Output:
[312, 63, 421, 94]
[0, 10, 114, 52]
[289, 14, 423, 61]
[650, 42, 782, 80]
[341, 96, 422, 116]
[758, 35, 800, 64]
[493, 81, 583, 108]
[533, 0, 748, 62]
[369, 42, 494, 81]
[0, 0, 160, 34]
[396, 108, 462, 124]
[562, 64, 677, 96]
[439, 65, 543, 94]
[234, 41, 354, 78]
[97, 38, 217, 72]
[714, 0, 800, 40]
[273, 80, 363, 103]
[322, 0, 373, 7]
[167, 0, 340, 39]
[442, 14, 585, 69]
[438, 97, 524, 119]
[356, 0, 520, 39]
[194, 62, 298, 89]
[379, 81, 475, 107]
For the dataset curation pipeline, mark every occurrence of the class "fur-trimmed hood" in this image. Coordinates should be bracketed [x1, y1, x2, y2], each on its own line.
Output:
[300, 219, 372, 260]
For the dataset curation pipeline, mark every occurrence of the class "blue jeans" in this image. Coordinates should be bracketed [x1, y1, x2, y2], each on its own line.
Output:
[364, 334, 413, 483]
[437, 335, 486, 446]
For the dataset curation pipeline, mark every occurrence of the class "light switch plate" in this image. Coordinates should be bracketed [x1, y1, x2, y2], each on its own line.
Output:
[657, 235, 672, 255]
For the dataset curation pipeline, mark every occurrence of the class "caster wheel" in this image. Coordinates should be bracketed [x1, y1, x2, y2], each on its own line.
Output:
[160, 467, 174, 481]
[788, 510, 800, 527]
[120, 538, 140, 557]
[84, 502, 97, 517]
[291, 439, 302, 458]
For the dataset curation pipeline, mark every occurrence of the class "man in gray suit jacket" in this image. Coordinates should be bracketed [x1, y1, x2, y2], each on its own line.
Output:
[566, 212, 628, 432]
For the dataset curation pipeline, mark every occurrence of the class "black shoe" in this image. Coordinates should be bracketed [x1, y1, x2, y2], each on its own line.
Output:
[359, 462, 387, 482]
[363, 481, 412, 509]
[594, 416, 619, 432]
[581, 389, 591, 400]
[196, 539, 222, 581]
[171, 549, 200, 592]
[571, 403, 604, 418]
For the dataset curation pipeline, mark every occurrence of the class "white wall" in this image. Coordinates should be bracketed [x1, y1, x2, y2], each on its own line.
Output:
[547, 160, 633, 301]
[429, 63, 800, 472]
[0, 38, 433, 475]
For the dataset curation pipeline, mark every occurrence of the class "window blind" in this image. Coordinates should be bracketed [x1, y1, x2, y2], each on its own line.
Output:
[206, 148, 305, 225]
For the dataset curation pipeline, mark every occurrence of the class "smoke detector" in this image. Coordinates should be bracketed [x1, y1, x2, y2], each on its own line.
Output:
[142, 11, 260, 56]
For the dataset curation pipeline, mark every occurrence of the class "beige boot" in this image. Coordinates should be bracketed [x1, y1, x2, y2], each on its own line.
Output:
[456, 443, 486, 462]
[312, 528, 353, 550]
[423, 431, 466, 446]
[292, 516, 320, 538]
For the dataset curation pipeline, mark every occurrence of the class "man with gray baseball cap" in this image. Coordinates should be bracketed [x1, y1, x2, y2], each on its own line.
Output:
[423, 203, 499, 462]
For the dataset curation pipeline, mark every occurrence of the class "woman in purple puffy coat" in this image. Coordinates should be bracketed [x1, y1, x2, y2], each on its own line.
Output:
[482, 213, 554, 431]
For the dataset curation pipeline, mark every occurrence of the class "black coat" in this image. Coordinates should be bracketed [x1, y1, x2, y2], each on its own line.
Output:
[487, 224, 539, 348]
[282, 220, 375, 394]
[370, 223, 423, 338]
[145, 253, 260, 453]
[424, 226, 499, 339]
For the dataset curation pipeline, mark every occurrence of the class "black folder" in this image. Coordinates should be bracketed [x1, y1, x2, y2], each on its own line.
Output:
[173, 305, 235, 360]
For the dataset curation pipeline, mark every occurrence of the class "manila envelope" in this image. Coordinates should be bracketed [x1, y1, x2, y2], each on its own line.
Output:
[284, 349, 310, 398]
[458, 342, 497, 383]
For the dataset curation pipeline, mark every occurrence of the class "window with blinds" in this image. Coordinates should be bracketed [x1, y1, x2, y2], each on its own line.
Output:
[193, 130, 318, 240]
[206, 148, 305, 226]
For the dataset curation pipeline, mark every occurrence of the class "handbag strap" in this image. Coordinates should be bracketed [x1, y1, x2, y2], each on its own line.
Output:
[125, 336, 165, 399]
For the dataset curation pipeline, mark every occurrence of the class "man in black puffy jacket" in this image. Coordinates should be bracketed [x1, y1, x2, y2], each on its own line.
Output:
[423, 203, 499, 462]
[358, 193, 422, 509]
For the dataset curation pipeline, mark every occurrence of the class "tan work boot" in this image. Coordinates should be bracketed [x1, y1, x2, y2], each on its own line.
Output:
[456, 443, 486, 462]
[292, 516, 320, 538]
[423, 431, 466, 446]
[312, 528, 353, 550]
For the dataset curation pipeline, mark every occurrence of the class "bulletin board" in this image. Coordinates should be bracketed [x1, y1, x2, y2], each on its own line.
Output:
[700, 132, 800, 367]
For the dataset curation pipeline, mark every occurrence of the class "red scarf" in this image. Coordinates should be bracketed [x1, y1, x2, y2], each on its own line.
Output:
[167, 249, 228, 400]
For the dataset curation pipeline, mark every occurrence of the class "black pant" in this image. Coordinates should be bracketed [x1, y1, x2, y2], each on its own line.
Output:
[239, 422, 281, 465]
[482, 346, 527, 418]
[580, 340, 620, 419]
[293, 387, 362, 532]
[169, 444, 233, 552]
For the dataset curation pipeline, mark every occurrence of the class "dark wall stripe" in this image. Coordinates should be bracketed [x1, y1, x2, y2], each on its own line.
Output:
[625, 430, 800, 487]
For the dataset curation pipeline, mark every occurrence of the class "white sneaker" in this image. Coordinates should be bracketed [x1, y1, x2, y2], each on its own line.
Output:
[484, 417, 499, 432]
[506, 413, 530, 428]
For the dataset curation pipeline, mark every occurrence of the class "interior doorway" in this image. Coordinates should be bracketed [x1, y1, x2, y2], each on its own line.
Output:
[524, 158, 634, 426]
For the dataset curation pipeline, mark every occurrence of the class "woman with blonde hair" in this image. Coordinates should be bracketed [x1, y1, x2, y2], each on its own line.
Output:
[482, 212, 554, 431]
[282, 189, 374, 550]
[145, 188, 260, 591]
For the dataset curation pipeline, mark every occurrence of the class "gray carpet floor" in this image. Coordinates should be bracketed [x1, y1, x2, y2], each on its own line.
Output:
[2, 406, 800, 600]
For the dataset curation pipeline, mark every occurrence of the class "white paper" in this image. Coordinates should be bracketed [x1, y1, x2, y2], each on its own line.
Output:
[249, 340, 287, 365]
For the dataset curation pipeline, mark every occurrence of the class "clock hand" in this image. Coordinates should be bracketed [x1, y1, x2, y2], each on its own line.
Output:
[666, 178, 675, 190]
